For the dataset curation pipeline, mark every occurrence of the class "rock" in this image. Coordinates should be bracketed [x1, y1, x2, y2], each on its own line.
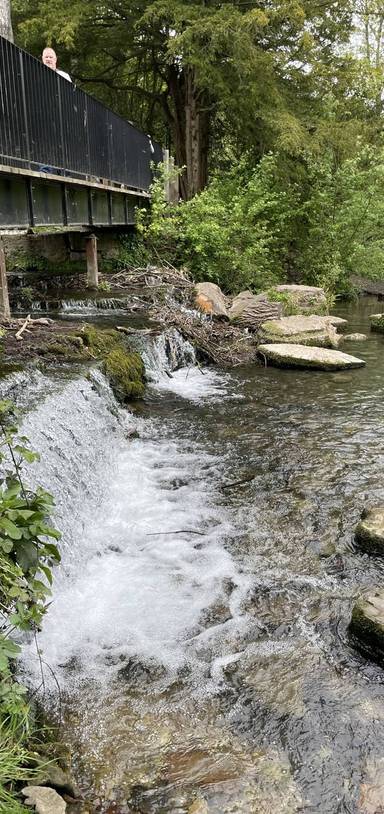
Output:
[344, 333, 367, 341]
[326, 316, 348, 328]
[355, 507, 384, 556]
[258, 315, 341, 349]
[194, 283, 228, 318]
[370, 313, 384, 332]
[37, 764, 80, 798]
[22, 786, 66, 814]
[257, 343, 365, 370]
[349, 589, 384, 661]
[267, 284, 328, 315]
[228, 291, 282, 329]
[359, 758, 384, 813]
[188, 800, 209, 813]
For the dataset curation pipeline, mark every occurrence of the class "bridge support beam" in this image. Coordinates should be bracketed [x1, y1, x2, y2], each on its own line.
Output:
[86, 234, 98, 289]
[0, 238, 10, 320]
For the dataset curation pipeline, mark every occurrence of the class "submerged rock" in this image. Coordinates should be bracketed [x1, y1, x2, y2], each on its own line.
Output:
[344, 333, 367, 341]
[194, 282, 228, 318]
[355, 507, 384, 556]
[228, 291, 282, 329]
[257, 343, 365, 370]
[266, 284, 328, 315]
[349, 590, 384, 662]
[22, 785, 66, 814]
[188, 800, 209, 813]
[370, 314, 384, 332]
[258, 315, 341, 349]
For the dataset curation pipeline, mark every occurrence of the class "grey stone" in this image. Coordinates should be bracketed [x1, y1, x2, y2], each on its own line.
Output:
[258, 315, 341, 349]
[355, 507, 384, 556]
[271, 284, 328, 315]
[344, 333, 367, 341]
[194, 283, 228, 318]
[22, 786, 66, 814]
[257, 343, 365, 370]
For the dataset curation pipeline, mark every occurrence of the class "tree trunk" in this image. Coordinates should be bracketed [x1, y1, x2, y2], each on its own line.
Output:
[166, 65, 210, 200]
[0, 0, 13, 42]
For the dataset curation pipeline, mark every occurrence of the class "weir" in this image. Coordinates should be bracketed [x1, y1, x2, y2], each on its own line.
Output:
[5, 299, 384, 812]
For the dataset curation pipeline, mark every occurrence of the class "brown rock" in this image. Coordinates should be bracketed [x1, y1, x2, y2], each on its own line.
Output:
[194, 283, 228, 318]
[228, 291, 282, 329]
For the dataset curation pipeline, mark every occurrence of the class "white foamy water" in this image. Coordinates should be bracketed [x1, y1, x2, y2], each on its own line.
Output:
[19, 353, 249, 690]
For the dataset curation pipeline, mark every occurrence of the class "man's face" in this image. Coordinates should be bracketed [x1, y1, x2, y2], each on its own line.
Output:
[42, 48, 57, 70]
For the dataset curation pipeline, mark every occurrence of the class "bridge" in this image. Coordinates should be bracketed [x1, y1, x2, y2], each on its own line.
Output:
[0, 35, 163, 313]
[0, 36, 162, 231]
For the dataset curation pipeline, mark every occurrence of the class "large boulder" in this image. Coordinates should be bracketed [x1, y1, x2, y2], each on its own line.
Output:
[349, 590, 384, 662]
[228, 291, 282, 329]
[370, 313, 384, 333]
[267, 284, 328, 315]
[257, 343, 365, 370]
[194, 283, 228, 318]
[258, 315, 341, 349]
[355, 507, 384, 556]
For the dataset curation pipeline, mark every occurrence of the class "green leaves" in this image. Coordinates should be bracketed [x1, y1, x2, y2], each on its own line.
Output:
[0, 402, 61, 725]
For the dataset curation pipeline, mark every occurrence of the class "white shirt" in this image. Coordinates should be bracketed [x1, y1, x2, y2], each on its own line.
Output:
[56, 68, 72, 82]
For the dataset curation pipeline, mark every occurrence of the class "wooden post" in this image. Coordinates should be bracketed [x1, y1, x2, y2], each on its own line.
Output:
[0, 237, 10, 320]
[86, 234, 98, 289]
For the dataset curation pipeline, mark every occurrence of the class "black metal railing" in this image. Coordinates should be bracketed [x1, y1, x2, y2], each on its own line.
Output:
[0, 36, 162, 192]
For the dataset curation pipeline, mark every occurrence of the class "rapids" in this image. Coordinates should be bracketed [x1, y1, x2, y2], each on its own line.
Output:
[8, 296, 384, 813]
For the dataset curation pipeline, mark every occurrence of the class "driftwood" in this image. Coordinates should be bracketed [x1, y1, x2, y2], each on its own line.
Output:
[116, 325, 156, 336]
[15, 314, 32, 340]
[152, 305, 258, 367]
[108, 264, 193, 291]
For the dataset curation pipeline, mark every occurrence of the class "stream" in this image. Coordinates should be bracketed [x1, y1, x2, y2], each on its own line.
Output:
[9, 295, 384, 813]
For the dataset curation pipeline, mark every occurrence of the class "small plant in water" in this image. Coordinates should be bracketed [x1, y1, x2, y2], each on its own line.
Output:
[98, 280, 111, 292]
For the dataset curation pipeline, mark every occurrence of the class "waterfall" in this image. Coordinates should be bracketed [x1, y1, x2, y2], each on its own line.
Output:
[11, 331, 249, 695]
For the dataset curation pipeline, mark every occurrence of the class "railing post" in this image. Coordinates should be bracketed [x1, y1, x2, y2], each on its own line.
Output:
[0, 238, 10, 320]
[18, 51, 31, 169]
[86, 234, 98, 289]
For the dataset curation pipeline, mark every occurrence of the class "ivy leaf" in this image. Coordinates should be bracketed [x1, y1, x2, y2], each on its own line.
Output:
[0, 518, 22, 539]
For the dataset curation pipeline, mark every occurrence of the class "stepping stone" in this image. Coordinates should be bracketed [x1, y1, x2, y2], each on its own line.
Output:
[349, 590, 384, 662]
[258, 315, 341, 348]
[355, 507, 384, 556]
[257, 343, 365, 370]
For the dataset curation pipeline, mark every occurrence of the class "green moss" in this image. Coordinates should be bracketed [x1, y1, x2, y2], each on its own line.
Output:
[80, 325, 120, 355]
[370, 314, 384, 333]
[103, 347, 145, 401]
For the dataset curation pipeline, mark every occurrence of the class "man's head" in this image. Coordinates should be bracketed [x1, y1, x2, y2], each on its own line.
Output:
[42, 48, 57, 70]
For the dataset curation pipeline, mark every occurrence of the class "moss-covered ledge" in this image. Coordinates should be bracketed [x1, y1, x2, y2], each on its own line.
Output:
[80, 325, 145, 401]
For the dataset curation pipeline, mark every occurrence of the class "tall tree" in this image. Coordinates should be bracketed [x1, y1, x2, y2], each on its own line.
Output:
[0, 0, 13, 41]
[13, 0, 356, 198]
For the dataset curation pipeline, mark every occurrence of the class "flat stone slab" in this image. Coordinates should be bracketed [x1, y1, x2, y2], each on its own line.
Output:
[22, 786, 66, 814]
[258, 315, 341, 348]
[355, 507, 384, 555]
[257, 343, 365, 370]
[349, 590, 384, 662]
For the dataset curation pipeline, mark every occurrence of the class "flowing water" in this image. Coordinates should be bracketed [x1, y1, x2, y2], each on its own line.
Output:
[12, 296, 384, 813]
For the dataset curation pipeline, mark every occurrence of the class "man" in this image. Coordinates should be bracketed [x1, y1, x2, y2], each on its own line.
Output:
[42, 47, 72, 82]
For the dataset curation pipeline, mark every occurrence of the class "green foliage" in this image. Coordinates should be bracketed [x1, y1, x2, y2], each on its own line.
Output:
[139, 143, 384, 295]
[0, 401, 61, 721]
